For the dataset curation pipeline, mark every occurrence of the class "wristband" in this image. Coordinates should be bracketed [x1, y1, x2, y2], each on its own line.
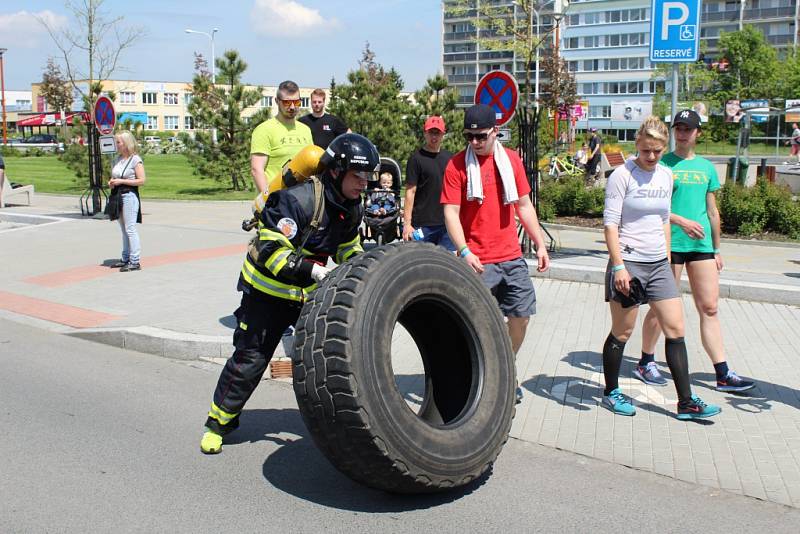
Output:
[459, 246, 472, 258]
[611, 264, 626, 272]
[713, 248, 720, 254]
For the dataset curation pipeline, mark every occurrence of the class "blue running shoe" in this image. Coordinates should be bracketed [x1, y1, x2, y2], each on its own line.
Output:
[632, 362, 668, 386]
[602, 388, 636, 416]
[677, 395, 721, 420]
[716, 371, 755, 393]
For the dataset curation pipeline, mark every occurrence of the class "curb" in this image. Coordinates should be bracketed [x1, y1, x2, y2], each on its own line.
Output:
[529, 260, 800, 306]
[64, 325, 292, 362]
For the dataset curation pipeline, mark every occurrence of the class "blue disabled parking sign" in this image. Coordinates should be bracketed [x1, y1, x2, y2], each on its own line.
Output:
[649, 0, 701, 63]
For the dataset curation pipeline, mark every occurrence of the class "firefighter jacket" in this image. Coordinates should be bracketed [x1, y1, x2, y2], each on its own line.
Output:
[238, 178, 364, 302]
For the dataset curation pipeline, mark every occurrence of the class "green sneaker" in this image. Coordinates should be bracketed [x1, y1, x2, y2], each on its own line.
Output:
[200, 428, 223, 454]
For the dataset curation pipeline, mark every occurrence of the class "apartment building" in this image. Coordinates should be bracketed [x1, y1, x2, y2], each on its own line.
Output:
[442, 0, 799, 139]
[28, 80, 322, 133]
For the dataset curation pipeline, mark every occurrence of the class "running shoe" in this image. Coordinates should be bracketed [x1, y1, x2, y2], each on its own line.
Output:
[716, 371, 755, 393]
[632, 362, 668, 386]
[200, 428, 223, 454]
[602, 388, 636, 416]
[677, 395, 721, 420]
[110, 259, 127, 268]
[120, 262, 141, 272]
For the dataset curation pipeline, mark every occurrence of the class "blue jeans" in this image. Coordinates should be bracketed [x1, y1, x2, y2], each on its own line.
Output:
[418, 225, 456, 252]
[118, 192, 141, 263]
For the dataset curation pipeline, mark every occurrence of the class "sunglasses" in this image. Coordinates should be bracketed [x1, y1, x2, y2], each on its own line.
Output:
[463, 132, 491, 142]
[279, 98, 301, 107]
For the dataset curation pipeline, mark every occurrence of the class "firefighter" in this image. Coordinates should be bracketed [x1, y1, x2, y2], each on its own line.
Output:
[201, 133, 380, 454]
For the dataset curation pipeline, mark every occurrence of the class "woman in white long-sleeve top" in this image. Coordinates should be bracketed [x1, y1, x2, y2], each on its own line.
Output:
[600, 116, 720, 421]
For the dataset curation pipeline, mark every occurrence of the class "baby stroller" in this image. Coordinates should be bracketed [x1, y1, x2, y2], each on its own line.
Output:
[360, 157, 402, 246]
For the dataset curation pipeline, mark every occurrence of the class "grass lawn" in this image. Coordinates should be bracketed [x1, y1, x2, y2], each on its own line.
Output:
[616, 140, 793, 157]
[2, 153, 255, 200]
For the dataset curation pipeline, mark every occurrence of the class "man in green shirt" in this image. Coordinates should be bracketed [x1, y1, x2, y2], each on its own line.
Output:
[250, 80, 313, 193]
[637, 109, 755, 393]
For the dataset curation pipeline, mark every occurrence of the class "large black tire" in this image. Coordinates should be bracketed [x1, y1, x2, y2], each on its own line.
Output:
[292, 241, 516, 493]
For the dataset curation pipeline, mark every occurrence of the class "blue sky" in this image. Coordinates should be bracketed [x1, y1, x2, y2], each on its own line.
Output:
[1, 0, 443, 91]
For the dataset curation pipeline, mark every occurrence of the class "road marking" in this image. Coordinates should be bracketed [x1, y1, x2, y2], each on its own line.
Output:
[0, 212, 72, 234]
[0, 290, 122, 328]
[24, 243, 247, 288]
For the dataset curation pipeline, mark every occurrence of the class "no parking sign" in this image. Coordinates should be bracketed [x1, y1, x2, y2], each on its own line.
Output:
[474, 71, 518, 126]
[94, 96, 116, 135]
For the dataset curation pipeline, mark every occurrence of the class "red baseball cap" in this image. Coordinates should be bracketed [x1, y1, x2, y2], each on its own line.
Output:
[424, 116, 446, 132]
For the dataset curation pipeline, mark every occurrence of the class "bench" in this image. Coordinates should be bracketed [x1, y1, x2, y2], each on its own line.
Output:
[0, 175, 35, 208]
[600, 150, 626, 177]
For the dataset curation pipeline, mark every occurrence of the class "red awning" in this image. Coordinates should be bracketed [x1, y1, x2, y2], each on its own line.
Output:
[17, 112, 89, 127]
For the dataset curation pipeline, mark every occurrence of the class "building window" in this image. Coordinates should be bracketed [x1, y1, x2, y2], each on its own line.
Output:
[120, 91, 135, 104]
[583, 36, 600, 48]
[146, 116, 158, 130]
[565, 37, 579, 49]
[184, 93, 194, 106]
[261, 96, 273, 107]
[164, 116, 179, 130]
[584, 12, 601, 25]
[589, 105, 611, 118]
[142, 92, 157, 105]
[582, 59, 600, 71]
[300, 97, 309, 108]
[184, 116, 194, 130]
[164, 92, 179, 105]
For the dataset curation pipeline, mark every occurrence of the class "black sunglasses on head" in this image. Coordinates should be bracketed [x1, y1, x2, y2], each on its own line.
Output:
[463, 132, 491, 142]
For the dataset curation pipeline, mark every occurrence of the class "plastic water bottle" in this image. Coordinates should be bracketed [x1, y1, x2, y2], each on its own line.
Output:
[412, 228, 424, 241]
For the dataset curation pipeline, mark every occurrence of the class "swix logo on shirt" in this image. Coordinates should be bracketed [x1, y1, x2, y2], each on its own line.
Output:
[634, 186, 671, 199]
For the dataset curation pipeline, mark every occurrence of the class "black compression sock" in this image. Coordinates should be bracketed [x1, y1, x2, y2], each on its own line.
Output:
[639, 352, 655, 366]
[714, 361, 730, 380]
[603, 333, 626, 396]
[665, 337, 692, 404]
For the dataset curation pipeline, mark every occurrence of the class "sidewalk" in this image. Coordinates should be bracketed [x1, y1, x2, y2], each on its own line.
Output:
[2, 195, 799, 507]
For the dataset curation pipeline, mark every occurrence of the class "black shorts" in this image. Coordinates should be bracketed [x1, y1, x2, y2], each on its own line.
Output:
[671, 251, 715, 264]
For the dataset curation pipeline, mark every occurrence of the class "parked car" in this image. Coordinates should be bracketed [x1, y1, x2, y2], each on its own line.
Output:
[23, 134, 59, 144]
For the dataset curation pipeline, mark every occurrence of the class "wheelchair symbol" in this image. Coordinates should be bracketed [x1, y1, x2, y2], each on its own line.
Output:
[679, 25, 695, 41]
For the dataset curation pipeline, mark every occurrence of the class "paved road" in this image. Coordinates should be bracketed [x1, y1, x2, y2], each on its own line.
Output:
[3, 319, 799, 533]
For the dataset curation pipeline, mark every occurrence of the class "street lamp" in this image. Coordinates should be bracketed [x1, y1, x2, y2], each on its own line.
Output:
[185, 28, 219, 84]
[0, 48, 7, 145]
[739, 0, 746, 31]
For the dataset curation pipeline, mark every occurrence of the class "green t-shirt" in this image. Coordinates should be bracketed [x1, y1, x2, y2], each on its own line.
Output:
[250, 118, 313, 186]
[662, 152, 720, 253]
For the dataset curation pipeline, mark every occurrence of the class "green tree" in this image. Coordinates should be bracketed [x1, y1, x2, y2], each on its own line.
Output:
[328, 44, 416, 166]
[39, 58, 73, 141]
[408, 74, 464, 155]
[776, 48, 800, 100]
[715, 25, 779, 102]
[183, 50, 269, 191]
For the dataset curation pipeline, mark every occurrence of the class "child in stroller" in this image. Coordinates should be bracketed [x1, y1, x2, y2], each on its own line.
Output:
[361, 157, 402, 245]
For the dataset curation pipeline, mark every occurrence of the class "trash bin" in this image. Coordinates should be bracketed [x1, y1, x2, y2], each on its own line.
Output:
[726, 156, 749, 184]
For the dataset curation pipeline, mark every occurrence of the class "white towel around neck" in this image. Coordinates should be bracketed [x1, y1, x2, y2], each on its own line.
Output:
[465, 140, 519, 205]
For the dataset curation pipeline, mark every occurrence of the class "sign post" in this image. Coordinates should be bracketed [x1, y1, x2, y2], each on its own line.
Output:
[649, 0, 701, 150]
[81, 96, 116, 216]
[474, 71, 519, 128]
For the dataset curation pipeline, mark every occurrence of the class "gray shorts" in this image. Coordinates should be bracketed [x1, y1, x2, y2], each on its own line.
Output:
[604, 258, 679, 306]
[481, 257, 537, 317]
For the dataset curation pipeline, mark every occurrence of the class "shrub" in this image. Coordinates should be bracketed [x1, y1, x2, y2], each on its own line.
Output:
[0, 145, 21, 157]
[718, 179, 800, 238]
[538, 176, 605, 219]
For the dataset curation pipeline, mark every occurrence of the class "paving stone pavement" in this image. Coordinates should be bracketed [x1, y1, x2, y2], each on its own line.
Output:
[2, 195, 800, 508]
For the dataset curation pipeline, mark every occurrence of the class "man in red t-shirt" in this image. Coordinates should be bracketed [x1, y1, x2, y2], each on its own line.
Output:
[441, 104, 550, 368]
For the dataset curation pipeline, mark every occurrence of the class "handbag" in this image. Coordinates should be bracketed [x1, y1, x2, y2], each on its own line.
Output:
[104, 157, 132, 220]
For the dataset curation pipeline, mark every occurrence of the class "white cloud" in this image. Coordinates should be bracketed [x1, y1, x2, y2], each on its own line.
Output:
[250, 0, 339, 37]
[0, 10, 67, 48]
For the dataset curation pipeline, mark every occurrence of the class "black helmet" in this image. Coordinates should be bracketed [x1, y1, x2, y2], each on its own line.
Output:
[320, 133, 380, 178]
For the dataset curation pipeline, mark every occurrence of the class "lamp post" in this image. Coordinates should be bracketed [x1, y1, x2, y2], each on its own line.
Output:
[739, 0, 746, 31]
[185, 28, 219, 143]
[0, 48, 7, 145]
[185, 28, 218, 84]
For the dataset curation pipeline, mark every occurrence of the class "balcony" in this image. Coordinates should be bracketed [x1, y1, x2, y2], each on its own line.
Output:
[443, 52, 478, 63]
[702, 6, 794, 24]
[479, 50, 514, 60]
[443, 31, 477, 41]
[447, 74, 478, 83]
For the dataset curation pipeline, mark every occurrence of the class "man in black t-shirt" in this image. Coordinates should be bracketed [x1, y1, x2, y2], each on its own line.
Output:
[298, 88, 349, 148]
[403, 116, 455, 251]
[586, 128, 602, 180]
